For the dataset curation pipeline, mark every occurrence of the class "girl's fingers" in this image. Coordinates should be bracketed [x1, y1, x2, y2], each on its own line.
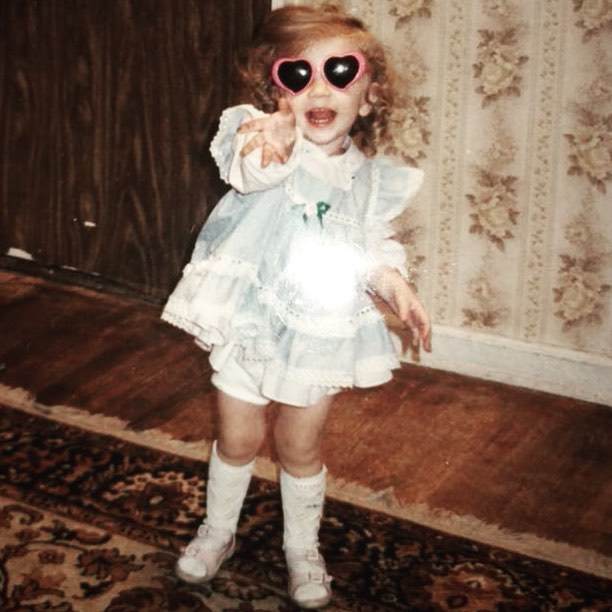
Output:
[242, 140, 285, 168]
[241, 142, 286, 166]
[423, 329, 432, 352]
[260, 143, 279, 168]
[237, 118, 261, 134]
[240, 133, 263, 157]
[403, 302, 432, 354]
[239, 130, 293, 165]
[238, 103, 293, 135]
[410, 310, 432, 353]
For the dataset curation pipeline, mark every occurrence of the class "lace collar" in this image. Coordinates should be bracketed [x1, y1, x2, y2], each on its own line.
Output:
[298, 133, 366, 190]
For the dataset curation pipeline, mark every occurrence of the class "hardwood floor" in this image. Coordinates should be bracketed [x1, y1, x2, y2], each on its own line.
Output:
[0, 269, 610, 571]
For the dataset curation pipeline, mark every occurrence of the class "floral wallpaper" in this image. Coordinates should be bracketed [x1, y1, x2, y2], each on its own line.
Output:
[275, 0, 612, 359]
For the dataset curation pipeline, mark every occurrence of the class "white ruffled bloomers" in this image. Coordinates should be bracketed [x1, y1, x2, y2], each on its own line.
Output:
[162, 105, 424, 407]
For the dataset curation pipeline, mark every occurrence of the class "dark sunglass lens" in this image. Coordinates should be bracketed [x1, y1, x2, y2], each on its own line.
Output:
[324, 55, 360, 89]
[277, 60, 312, 93]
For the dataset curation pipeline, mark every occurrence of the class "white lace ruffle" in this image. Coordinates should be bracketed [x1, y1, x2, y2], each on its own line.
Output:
[161, 255, 399, 392]
[363, 162, 424, 275]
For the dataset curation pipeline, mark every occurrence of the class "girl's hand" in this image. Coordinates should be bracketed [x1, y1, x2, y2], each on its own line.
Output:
[370, 267, 432, 354]
[238, 98, 297, 168]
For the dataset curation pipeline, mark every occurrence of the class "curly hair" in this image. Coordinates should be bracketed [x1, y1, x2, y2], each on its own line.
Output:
[234, 3, 396, 157]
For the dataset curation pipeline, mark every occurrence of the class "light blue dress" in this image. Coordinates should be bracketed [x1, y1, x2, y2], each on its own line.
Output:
[162, 105, 424, 406]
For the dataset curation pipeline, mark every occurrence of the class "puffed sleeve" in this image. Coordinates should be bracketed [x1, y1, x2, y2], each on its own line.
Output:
[364, 160, 424, 277]
[209, 104, 302, 194]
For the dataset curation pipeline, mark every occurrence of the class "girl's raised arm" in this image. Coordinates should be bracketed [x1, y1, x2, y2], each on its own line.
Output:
[210, 103, 301, 194]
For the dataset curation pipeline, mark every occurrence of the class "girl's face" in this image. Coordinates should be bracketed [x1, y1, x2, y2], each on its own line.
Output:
[279, 36, 372, 156]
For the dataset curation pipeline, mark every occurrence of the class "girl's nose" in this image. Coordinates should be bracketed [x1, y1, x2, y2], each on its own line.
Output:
[307, 74, 331, 97]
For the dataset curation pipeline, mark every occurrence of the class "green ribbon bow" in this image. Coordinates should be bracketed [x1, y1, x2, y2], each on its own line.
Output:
[294, 201, 331, 226]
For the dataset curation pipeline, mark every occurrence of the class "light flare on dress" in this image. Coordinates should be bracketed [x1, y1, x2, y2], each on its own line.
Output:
[283, 235, 367, 312]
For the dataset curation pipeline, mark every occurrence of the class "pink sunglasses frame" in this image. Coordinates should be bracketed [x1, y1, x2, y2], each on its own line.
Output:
[271, 51, 368, 96]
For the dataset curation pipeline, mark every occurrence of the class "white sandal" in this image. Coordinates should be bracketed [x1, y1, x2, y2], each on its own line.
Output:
[286, 546, 332, 609]
[175, 523, 235, 583]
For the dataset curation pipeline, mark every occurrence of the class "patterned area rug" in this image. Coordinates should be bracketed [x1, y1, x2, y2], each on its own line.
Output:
[0, 404, 609, 611]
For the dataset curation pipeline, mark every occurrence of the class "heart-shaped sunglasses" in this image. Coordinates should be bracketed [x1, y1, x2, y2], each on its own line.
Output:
[271, 52, 368, 95]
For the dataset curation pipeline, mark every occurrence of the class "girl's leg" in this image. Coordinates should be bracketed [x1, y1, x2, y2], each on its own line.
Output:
[274, 396, 331, 476]
[217, 389, 268, 465]
[176, 391, 267, 583]
[274, 397, 334, 609]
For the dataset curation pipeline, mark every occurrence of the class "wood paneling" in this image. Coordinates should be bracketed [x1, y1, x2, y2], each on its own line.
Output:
[0, 0, 269, 299]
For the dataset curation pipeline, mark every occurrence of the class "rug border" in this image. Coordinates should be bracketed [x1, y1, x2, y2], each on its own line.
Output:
[1, 382, 610, 581]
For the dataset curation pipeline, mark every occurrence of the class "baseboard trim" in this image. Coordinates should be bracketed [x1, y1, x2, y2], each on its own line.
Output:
[399, 325, 612, 407]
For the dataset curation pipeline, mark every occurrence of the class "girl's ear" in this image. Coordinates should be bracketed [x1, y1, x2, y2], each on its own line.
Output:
[359, 82, 380, 117]
[358, 101, 372, 117]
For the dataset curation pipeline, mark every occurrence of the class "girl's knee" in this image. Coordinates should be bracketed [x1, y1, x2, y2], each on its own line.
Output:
[276, 442, 323, 477]
[274, 401, 330, 446]
[274, 421, 325, 475]
[217, 391, 267, 463]
[217, 415, 266, 464]
[217, 428, 264, 465]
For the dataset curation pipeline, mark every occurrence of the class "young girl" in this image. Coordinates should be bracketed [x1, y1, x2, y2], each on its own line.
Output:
[162, 3, 431, 608]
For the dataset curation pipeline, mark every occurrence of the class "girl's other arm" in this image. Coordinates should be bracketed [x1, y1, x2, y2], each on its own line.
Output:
[369, 266, 432, 353]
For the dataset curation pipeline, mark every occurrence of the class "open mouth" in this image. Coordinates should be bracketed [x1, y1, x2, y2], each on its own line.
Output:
[306, 108, 337, 127]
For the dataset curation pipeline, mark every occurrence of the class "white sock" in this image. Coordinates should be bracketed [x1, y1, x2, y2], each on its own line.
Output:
[205, 440, 254, 533]
[280, 466, 327, 550]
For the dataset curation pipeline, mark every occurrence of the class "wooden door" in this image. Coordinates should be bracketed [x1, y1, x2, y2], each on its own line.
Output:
[0, 0, 270, 300]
